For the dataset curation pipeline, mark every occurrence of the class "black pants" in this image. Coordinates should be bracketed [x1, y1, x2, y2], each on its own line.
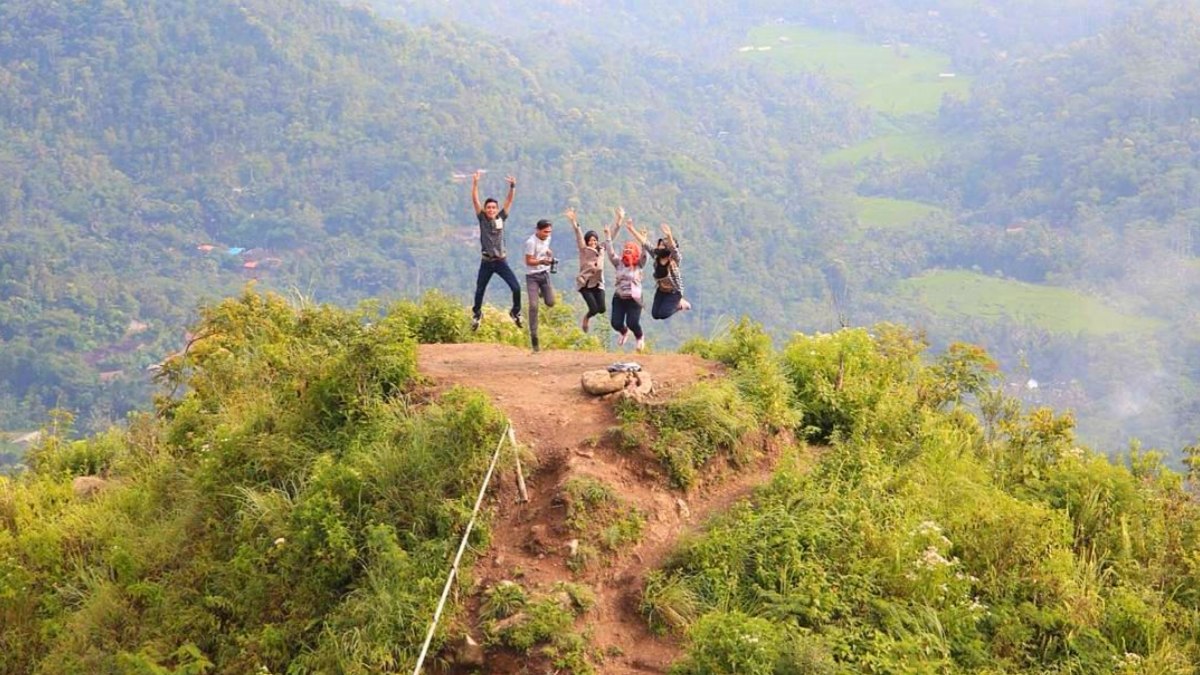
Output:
[580, 286, 606, 318]
[651, 289, 683, 320]
[610, 294, 643, 339]
[472, 258, 521, 317]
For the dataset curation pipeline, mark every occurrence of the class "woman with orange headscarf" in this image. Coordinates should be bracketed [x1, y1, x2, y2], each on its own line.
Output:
[604, 207, 649, 351]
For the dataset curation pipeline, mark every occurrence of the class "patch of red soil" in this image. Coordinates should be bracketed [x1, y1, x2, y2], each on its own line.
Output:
[417, 343, 794, 674]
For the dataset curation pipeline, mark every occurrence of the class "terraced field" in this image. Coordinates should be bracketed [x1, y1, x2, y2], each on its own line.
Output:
[742, 25, 971, 115]
[897, 269, 1163, 336]
[855, 196, 944, 229]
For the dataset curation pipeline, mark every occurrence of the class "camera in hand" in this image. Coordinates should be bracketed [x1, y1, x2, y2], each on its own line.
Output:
[549, 258, 560, 274]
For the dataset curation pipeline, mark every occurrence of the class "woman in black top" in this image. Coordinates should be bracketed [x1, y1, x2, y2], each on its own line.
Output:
[627, 222, 691, 320]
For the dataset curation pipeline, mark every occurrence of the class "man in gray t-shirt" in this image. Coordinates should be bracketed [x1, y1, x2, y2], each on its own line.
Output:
[470, 170, 522, 331]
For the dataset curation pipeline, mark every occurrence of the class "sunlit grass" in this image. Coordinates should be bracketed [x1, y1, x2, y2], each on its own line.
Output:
[742, 25, 971, 115]
[822, 131, 949, 166]
[855, 196, 943, 229]
[897, 269, 1164, 336]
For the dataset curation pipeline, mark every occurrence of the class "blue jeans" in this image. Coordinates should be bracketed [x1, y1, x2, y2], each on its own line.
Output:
[610, 294, 643, 339]
[472, 258, 521, 317]
[651, 289, 683, 320]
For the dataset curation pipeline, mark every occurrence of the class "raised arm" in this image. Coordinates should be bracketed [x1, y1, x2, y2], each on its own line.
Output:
[612, 206, 625, 239]
[624, 218, 653, 265]
[604, 207, 623, 266]
[471, 170, 483, 214]
[567, 207, 584, 250]
[661, 223, 681, 261]
[502, 175, 516, 213]
[661, 223, 677, 248]
[624, 217, 650, 248]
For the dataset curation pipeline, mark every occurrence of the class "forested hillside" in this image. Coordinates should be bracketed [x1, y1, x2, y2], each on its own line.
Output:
[366, 0, 1200, 452]
[895, 0, 1200, 452]
[2, 0, 1198, 462]
[0, 0, 857, 441]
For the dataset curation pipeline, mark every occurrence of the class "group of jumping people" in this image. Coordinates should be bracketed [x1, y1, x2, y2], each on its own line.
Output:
[469, 171, 691, 352]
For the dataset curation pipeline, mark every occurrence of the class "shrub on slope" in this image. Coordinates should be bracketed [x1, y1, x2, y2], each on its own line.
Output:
[0, 290, 509, 673]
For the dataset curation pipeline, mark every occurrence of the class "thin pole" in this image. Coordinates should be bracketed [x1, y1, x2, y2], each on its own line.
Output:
[411, 422, 511, 675]
[509, 426, 528, 503]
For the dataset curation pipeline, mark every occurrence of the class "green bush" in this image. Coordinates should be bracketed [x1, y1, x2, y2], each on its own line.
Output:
[388, 290, 470, 344]
[681, 318, 798, 431]
[641, 570, 701, 635]
[647, 346, 1200, 673]
[671, 611, 785, 675]
[560, 476, 644, 554]
[609, 397, 651, 452]
[780, 325, 923, 442]
[482, 581, 527, 620]
[649, 380, 759, 489]
[27, 414, 124, 477]
[0, 291, 514, 673]
[496, 596, 578, 651]
[553, 581, 597, 613]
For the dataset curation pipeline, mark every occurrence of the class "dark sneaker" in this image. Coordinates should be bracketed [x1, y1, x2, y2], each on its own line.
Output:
[471, 314, 481, 332]
[511, 310, 523, 329]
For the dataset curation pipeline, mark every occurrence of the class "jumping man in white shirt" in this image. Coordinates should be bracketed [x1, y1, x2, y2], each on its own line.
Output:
[523, 219, 557, 353]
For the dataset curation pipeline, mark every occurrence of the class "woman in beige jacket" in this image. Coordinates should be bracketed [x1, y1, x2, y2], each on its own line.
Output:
[566, 207, 609, 332]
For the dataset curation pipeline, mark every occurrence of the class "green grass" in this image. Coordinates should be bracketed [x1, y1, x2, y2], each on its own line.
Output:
[823, 131, 950, 166]
[897, 270, 1164, 336]
[855, 196, 943, 229]
[742, 26, 971, 115]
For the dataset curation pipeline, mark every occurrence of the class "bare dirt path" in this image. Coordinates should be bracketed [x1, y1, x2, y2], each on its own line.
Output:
[417, 343, 794, 674]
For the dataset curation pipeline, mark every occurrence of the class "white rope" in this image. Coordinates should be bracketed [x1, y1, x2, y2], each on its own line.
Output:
[411, 421, 511, 675]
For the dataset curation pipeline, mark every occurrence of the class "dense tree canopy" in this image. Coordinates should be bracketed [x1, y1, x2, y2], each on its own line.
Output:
[0, 0, 1197, 457]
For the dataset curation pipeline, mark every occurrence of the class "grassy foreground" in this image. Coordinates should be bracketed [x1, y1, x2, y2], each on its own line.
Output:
[3, 293, 1198, 674]
[654, 322, 1200, 674]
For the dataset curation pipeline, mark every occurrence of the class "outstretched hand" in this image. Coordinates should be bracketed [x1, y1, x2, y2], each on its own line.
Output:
[624, 218, 648, 242]
[505, 175, 517, 188]
[565, 207, 578, 226]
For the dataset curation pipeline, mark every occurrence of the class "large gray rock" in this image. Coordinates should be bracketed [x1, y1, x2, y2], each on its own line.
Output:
[581, 369, 654, 397]
[581, 369, 626, 395]
[450, 634, 484, 669]
[72, 476, 109, 499]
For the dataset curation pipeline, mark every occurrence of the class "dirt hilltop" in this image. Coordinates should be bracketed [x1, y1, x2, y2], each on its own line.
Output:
[417, 343, 794, 674]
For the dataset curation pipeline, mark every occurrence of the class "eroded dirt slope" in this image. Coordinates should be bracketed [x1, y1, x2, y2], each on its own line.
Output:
[418, 343, 792, 674]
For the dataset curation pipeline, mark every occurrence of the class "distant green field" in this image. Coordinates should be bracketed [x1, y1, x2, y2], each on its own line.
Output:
[822, 131, 949, 166]
[0, 436, 28, 471]
[855, 196, 943, 229]
[897, 270, 1164, 336]
[742, 25, 971, 115]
